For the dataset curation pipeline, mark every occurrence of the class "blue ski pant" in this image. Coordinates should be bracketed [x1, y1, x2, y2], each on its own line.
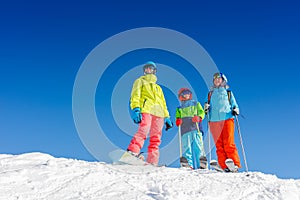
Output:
[181, 130, 203, 169]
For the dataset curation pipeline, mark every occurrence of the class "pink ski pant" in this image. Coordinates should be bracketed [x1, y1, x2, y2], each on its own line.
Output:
[127, 113, 164, 165]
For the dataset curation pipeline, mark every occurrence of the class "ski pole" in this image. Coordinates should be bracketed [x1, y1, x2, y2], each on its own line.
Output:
[205, 112, 211, 169]
[206, 112, 212, 169]
[195, 122, 205, 156]
[235, 116, 249, 172]
[178, 125, 182, 158]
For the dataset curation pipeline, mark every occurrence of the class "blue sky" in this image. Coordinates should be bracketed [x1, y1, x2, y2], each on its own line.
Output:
[1, 0, 299, 179]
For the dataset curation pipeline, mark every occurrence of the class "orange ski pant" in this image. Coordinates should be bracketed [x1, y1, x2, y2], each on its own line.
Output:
[127, 113, 164, 165]
[209, 118, 241, 169]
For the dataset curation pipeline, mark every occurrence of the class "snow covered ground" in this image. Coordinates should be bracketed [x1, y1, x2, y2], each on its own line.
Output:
[0, 152, 299, 200]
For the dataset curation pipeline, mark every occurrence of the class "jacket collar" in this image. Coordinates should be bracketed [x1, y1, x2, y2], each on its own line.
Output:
[142, 74, 157, 83]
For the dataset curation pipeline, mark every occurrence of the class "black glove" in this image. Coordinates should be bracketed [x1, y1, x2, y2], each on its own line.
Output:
[204, 103, 210, 114]
[232, 107, 239, 116]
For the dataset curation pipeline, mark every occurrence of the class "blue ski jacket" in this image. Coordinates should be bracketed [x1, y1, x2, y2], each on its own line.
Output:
[206, 87, 239, 122]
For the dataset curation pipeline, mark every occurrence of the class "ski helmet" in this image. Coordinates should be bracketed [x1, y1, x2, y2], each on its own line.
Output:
[178, 88, 192, 101]
[143, 61, 157, 74]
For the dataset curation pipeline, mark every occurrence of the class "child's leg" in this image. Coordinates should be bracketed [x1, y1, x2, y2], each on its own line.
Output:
[147, 115, 164, 165]
[192, 131, 202, 169]
[182, 132, 193, 168]
[127, 113, 151, 154]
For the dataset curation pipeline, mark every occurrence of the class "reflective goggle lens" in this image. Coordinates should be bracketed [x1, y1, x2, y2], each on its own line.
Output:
[213, 73, 222, 80]
[180, 90, 191, 96]
[144, 64, 156, 70]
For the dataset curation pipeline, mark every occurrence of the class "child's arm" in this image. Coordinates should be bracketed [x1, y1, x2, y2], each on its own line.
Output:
[197, 102, 205, 120]
[175, 107, 182, 126]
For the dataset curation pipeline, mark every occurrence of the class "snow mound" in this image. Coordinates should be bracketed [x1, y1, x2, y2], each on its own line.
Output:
[0, 152, 299, 200]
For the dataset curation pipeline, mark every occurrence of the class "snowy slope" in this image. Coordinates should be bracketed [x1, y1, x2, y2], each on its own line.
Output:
[0, 153, 299, 200]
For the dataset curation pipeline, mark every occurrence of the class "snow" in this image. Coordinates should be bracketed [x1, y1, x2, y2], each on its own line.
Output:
[0, 152, 299, 200]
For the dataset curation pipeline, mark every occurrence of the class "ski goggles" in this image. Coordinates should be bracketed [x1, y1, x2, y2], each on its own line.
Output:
[180, 90, 192, 96]
[213, 72, 223, 80]
[143, 64, 156, 71]
[143, 64, 157, 74]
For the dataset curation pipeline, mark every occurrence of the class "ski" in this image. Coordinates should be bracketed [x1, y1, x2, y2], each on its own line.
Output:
[225, 158, 238, 173]
[210, 160, 224, 172]
[200, 156, 208, 169]
[180, 157, 190, 168]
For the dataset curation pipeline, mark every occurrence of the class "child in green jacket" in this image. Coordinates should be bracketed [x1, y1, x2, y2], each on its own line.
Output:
[175, 88, 206, 169]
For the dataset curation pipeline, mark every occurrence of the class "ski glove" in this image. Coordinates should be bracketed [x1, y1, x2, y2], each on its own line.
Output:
[204, 103, 210, 114]
[232, 107, 239, 116]
[164, 118, 173, 131]
[192, 116, 202, 123]
[175, 118, 182, 126]
[131, 107, 142, 123]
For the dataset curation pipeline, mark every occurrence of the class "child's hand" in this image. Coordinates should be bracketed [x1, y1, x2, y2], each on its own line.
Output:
[192, 116, 202, 123]
[204, 103, 210, 113]
[175, 118, 182, 126]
